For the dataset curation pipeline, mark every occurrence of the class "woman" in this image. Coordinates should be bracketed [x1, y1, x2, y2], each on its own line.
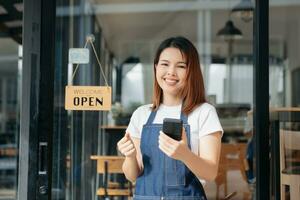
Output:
[117, 36, 223, 200]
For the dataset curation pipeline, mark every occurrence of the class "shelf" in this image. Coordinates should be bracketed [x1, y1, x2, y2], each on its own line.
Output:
[100, 125, 127, 130]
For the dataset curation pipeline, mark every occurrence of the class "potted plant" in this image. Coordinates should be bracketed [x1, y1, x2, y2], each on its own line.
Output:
[110, 102, 142, 125]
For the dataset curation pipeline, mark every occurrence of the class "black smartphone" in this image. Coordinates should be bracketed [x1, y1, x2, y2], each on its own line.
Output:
[162, 118, 183, 141]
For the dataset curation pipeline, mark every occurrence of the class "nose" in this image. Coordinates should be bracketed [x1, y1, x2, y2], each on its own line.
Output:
[166, 65, 176, 76]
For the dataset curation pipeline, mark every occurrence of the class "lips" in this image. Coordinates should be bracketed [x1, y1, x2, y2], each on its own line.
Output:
[163, 78, 179, 86]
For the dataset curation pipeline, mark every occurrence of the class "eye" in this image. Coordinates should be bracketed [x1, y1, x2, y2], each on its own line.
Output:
[161, 63, 168, 66]
[177, 65, 187, 69]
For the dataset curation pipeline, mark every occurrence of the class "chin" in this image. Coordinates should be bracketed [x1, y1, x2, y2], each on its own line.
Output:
[163, 88, 180, 96]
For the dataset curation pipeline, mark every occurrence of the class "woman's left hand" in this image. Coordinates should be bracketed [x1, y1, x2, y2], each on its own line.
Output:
[158, 128, 190, 161]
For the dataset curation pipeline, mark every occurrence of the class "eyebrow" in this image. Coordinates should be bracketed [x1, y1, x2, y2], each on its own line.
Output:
[160, 60, 187, 64]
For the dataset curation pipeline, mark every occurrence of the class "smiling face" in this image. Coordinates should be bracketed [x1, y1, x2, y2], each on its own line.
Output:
[152, 37, 206, 114]
[155, 47, 187, 100]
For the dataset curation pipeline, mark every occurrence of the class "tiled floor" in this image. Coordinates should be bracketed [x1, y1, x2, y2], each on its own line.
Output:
[0, 171, 254, 200]
[204, 170, 254, 200]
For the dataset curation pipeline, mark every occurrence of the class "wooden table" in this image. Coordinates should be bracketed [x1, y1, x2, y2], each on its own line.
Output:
[247, 107, 300, 116]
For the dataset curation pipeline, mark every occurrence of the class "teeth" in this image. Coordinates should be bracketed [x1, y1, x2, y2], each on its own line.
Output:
[164, 78, 178, 85]
[165, 79, 177, 83]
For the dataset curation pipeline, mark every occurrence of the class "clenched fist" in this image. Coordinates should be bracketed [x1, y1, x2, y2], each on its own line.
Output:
[117, 132, 136, 158]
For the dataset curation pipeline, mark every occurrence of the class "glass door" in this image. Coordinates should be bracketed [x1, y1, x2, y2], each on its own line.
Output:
[22, 0, 290, 199]
[53, 1, 113, 199]
[52, 0, 257, 199]
[23, 0, 300, 199]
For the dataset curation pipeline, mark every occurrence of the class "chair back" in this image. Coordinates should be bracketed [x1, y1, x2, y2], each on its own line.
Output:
[90, 156, 125, 174]
[90, 155, 133, 197]
[279, 129, 300, 171]
[280, 130, 300, 150]
[215, 143, 249, 199]
[219, 143, 248, 181]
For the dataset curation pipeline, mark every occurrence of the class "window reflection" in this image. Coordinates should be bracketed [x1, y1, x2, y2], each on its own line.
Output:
[0, 40, 21, 200]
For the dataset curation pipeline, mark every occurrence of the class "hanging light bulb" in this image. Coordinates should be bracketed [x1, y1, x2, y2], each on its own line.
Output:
[217, 20, 243, 40]
[231, 0, 254, 23]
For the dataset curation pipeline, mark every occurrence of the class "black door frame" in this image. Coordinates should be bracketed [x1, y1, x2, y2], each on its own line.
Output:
[18, 0, 55, 199]
[19, 0, 272, 199]
[254, 0, 270, 199]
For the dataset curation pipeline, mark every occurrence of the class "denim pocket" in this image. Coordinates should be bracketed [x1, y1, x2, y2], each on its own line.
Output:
[165, 158, 186, 187]
[140, 127, 165, 194]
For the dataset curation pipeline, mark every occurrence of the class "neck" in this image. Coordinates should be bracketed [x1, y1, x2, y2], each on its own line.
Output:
[162, 93, 182, 106]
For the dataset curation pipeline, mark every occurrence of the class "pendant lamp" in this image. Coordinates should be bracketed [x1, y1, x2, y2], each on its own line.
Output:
[231, 0, 254, 22]
[217, 20, 243, 40]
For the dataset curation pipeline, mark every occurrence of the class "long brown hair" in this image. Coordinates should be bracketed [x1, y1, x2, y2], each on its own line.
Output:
[152, 36, 206, 115]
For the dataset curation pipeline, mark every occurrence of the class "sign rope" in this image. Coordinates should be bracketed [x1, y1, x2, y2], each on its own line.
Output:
[70, 35, 109, 87]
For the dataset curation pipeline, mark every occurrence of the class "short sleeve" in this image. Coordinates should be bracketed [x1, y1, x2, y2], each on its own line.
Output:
[126, 107, 142, 139]
[243, 114, 253, 133]
[199, 106, 223, 138]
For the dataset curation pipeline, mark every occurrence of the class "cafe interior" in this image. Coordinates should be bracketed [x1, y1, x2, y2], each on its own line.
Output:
[0, 0, 300, 199]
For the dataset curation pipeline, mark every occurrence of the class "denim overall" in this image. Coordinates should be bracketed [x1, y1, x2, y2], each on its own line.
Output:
[133, 110, 207, 200]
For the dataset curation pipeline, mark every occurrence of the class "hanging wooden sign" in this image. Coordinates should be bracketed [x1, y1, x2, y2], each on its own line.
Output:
[65, 86, 111, 111]
[65, 35, 112, 111]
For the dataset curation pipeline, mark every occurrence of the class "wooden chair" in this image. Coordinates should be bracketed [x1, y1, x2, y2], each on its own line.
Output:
[280, 129, 300, 200]
[90, 156, 133, 199]
[215, 143, 250, 200]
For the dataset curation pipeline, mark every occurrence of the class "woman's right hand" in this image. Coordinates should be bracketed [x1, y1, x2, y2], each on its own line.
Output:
[117, 132, 136, 158]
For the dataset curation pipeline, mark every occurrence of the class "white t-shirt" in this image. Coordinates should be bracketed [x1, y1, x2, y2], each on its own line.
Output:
[126, 102, 223, 156]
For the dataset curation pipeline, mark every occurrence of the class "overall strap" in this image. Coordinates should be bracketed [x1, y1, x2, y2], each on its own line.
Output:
[145, 110, 157, 125]
[180, 112, 188, 124]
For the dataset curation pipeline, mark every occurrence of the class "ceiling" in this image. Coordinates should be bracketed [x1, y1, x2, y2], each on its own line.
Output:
[91, 1, 300, 63]
[0, 0, 22, 44]
[1, 0, 300, 64]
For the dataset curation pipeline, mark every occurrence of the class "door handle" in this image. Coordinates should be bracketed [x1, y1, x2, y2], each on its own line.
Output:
[38, 142, 48, 175]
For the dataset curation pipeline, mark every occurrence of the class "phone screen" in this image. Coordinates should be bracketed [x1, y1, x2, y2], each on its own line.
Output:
[162, 118, 183, 141]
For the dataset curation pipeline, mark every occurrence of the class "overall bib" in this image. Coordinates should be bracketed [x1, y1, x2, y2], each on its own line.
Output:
[133, 110, 207, 200]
